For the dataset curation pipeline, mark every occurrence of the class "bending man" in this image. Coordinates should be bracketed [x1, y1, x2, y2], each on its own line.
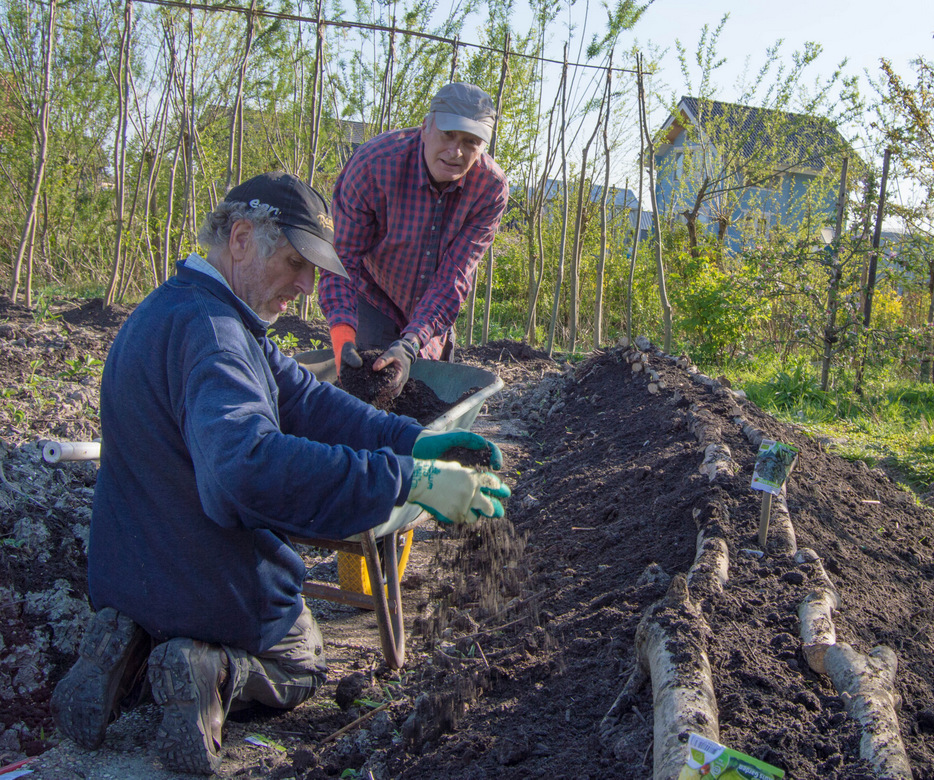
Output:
[318, 82, 509, 396]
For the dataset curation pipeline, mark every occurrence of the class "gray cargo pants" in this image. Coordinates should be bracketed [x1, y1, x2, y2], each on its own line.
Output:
[223, 604, 326, 711]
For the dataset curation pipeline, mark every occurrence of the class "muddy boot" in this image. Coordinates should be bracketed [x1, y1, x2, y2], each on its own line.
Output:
[149, 638, 228, 775]
[50, 607, 151, 750]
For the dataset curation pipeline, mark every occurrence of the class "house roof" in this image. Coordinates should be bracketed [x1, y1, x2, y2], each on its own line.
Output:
[665, 96, 851, 172]
[589, 184, 639, 210]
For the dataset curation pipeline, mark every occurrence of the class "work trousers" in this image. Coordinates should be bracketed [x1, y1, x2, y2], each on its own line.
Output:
[355, 295, 455, 361]
[223, 603, 327, 712]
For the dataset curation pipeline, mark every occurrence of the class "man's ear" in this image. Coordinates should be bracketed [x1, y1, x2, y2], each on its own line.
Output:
[229, 219, 253, 262]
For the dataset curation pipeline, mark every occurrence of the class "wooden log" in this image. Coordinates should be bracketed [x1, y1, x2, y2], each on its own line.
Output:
[795, 548, 834, 590]
[824, 643, 912, 780]
[687, 528, 729, 598]
[647, 382, 659, 394]
[636, 575, 719, 779]
[764, 488, 796, 556]
[699, 443, 736, 482]
[631, 362, 644, 373]
[797, 588, 839, 675]
[740, 422, 765, 448]
[688, 412, 721, 445]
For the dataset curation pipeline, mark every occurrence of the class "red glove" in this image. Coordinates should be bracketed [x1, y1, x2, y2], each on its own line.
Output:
[330, 324, 357, 378]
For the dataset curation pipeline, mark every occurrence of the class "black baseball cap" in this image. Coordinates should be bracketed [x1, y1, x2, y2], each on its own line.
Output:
[224, 172, 348, 278]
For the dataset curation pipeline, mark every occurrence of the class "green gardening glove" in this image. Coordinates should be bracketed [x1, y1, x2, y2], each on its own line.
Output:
[412, 429, 504, 470]
[406, 459, 511, 525]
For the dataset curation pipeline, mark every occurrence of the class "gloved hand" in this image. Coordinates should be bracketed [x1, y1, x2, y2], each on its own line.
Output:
[340, 341, 363, 373]
[407, 459, 511, 525]
[330, 324, 358, 378]
[372, 337, 418, 398]
[412, 428, 504, 470]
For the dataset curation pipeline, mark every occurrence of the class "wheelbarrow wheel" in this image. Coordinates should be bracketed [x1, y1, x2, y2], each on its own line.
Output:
[337, 530, 414, 595]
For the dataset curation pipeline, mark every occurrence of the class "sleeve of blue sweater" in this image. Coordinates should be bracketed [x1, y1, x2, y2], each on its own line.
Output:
[180, 345, 422, 541]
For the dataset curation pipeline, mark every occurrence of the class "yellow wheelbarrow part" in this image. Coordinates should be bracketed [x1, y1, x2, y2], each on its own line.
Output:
[337, 529, 414, 594]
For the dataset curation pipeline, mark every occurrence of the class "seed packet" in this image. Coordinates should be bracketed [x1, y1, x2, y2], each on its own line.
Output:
[678, 733, 785, 779]
[750, 439, 799, 495]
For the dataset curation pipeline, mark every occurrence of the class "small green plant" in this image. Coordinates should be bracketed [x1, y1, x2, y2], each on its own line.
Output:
[3, 403, 28, 427]
[57, 355, 104, 381]
[32, 294, 61, 323]
[23, 358, 46, 389]
[268, 329, 299, 351]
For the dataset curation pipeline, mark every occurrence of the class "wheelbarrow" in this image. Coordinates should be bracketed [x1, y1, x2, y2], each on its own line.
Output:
[290, 349, 503, 668]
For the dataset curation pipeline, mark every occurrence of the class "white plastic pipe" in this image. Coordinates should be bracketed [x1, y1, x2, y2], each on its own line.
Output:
[43, 440, 101, 463]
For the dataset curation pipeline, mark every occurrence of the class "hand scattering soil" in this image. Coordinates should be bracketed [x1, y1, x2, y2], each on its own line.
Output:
[339, 349, 400, 408]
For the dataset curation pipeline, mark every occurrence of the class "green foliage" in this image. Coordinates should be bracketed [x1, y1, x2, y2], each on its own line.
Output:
[760, 360, 827, 410]
[726, 352, 934, 493]
[31, 294, 61, 323]
[268, 329, 299, 352]
[668, 251, 766, 363]
[57, 355, 104, 381]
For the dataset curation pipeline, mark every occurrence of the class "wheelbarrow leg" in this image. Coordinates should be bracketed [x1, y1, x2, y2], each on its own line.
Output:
[360, 529, 406, 669]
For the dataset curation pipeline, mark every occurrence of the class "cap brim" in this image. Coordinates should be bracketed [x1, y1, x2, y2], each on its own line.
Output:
[283, 227, 349, 279]
[433, 112, 492, 144]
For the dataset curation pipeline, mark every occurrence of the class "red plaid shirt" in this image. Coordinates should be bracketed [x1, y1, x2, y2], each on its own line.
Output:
[317, 127, 509, 359]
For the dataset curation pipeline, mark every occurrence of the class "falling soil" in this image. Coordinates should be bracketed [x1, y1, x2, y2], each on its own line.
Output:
[2, 294, 934, 779]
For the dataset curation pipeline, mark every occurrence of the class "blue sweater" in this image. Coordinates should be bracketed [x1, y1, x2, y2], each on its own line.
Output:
[89, 260, 422, 654]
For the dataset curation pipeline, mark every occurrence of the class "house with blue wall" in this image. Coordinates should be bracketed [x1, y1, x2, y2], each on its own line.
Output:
[654, 96, 853, 252]
[508, 179, 653, 241]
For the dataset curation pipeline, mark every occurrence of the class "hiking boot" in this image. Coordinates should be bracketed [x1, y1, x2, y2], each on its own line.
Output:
[50, 607, 151, 750]
[149, 638, 228, 775]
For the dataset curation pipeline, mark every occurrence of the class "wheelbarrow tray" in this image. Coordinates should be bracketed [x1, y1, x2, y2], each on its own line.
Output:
[293, 348, 504, 540]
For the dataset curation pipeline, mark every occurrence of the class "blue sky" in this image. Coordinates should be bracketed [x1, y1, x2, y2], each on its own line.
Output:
[631, 0, 929, 101]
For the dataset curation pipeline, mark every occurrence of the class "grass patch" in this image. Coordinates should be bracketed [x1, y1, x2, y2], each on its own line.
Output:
[711, 354, 934, 496]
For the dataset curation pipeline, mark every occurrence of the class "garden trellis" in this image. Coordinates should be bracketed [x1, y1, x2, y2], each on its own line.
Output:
[2, 0, 654, 359]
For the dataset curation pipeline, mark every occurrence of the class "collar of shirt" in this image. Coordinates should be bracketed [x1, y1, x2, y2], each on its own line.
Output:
[181, 252, 272, 330]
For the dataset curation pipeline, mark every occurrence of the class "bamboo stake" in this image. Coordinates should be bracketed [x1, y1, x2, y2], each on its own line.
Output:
[636, 53, 671, 352]
[480, 34, 510, 346]
[9, 0, 57, 304]
[105, 0, 133, 306]
[627, 57, 645, 344]
[226, 0, 257, 191]
[593, 55, 612, 349]
[546, 43, 570, 358]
